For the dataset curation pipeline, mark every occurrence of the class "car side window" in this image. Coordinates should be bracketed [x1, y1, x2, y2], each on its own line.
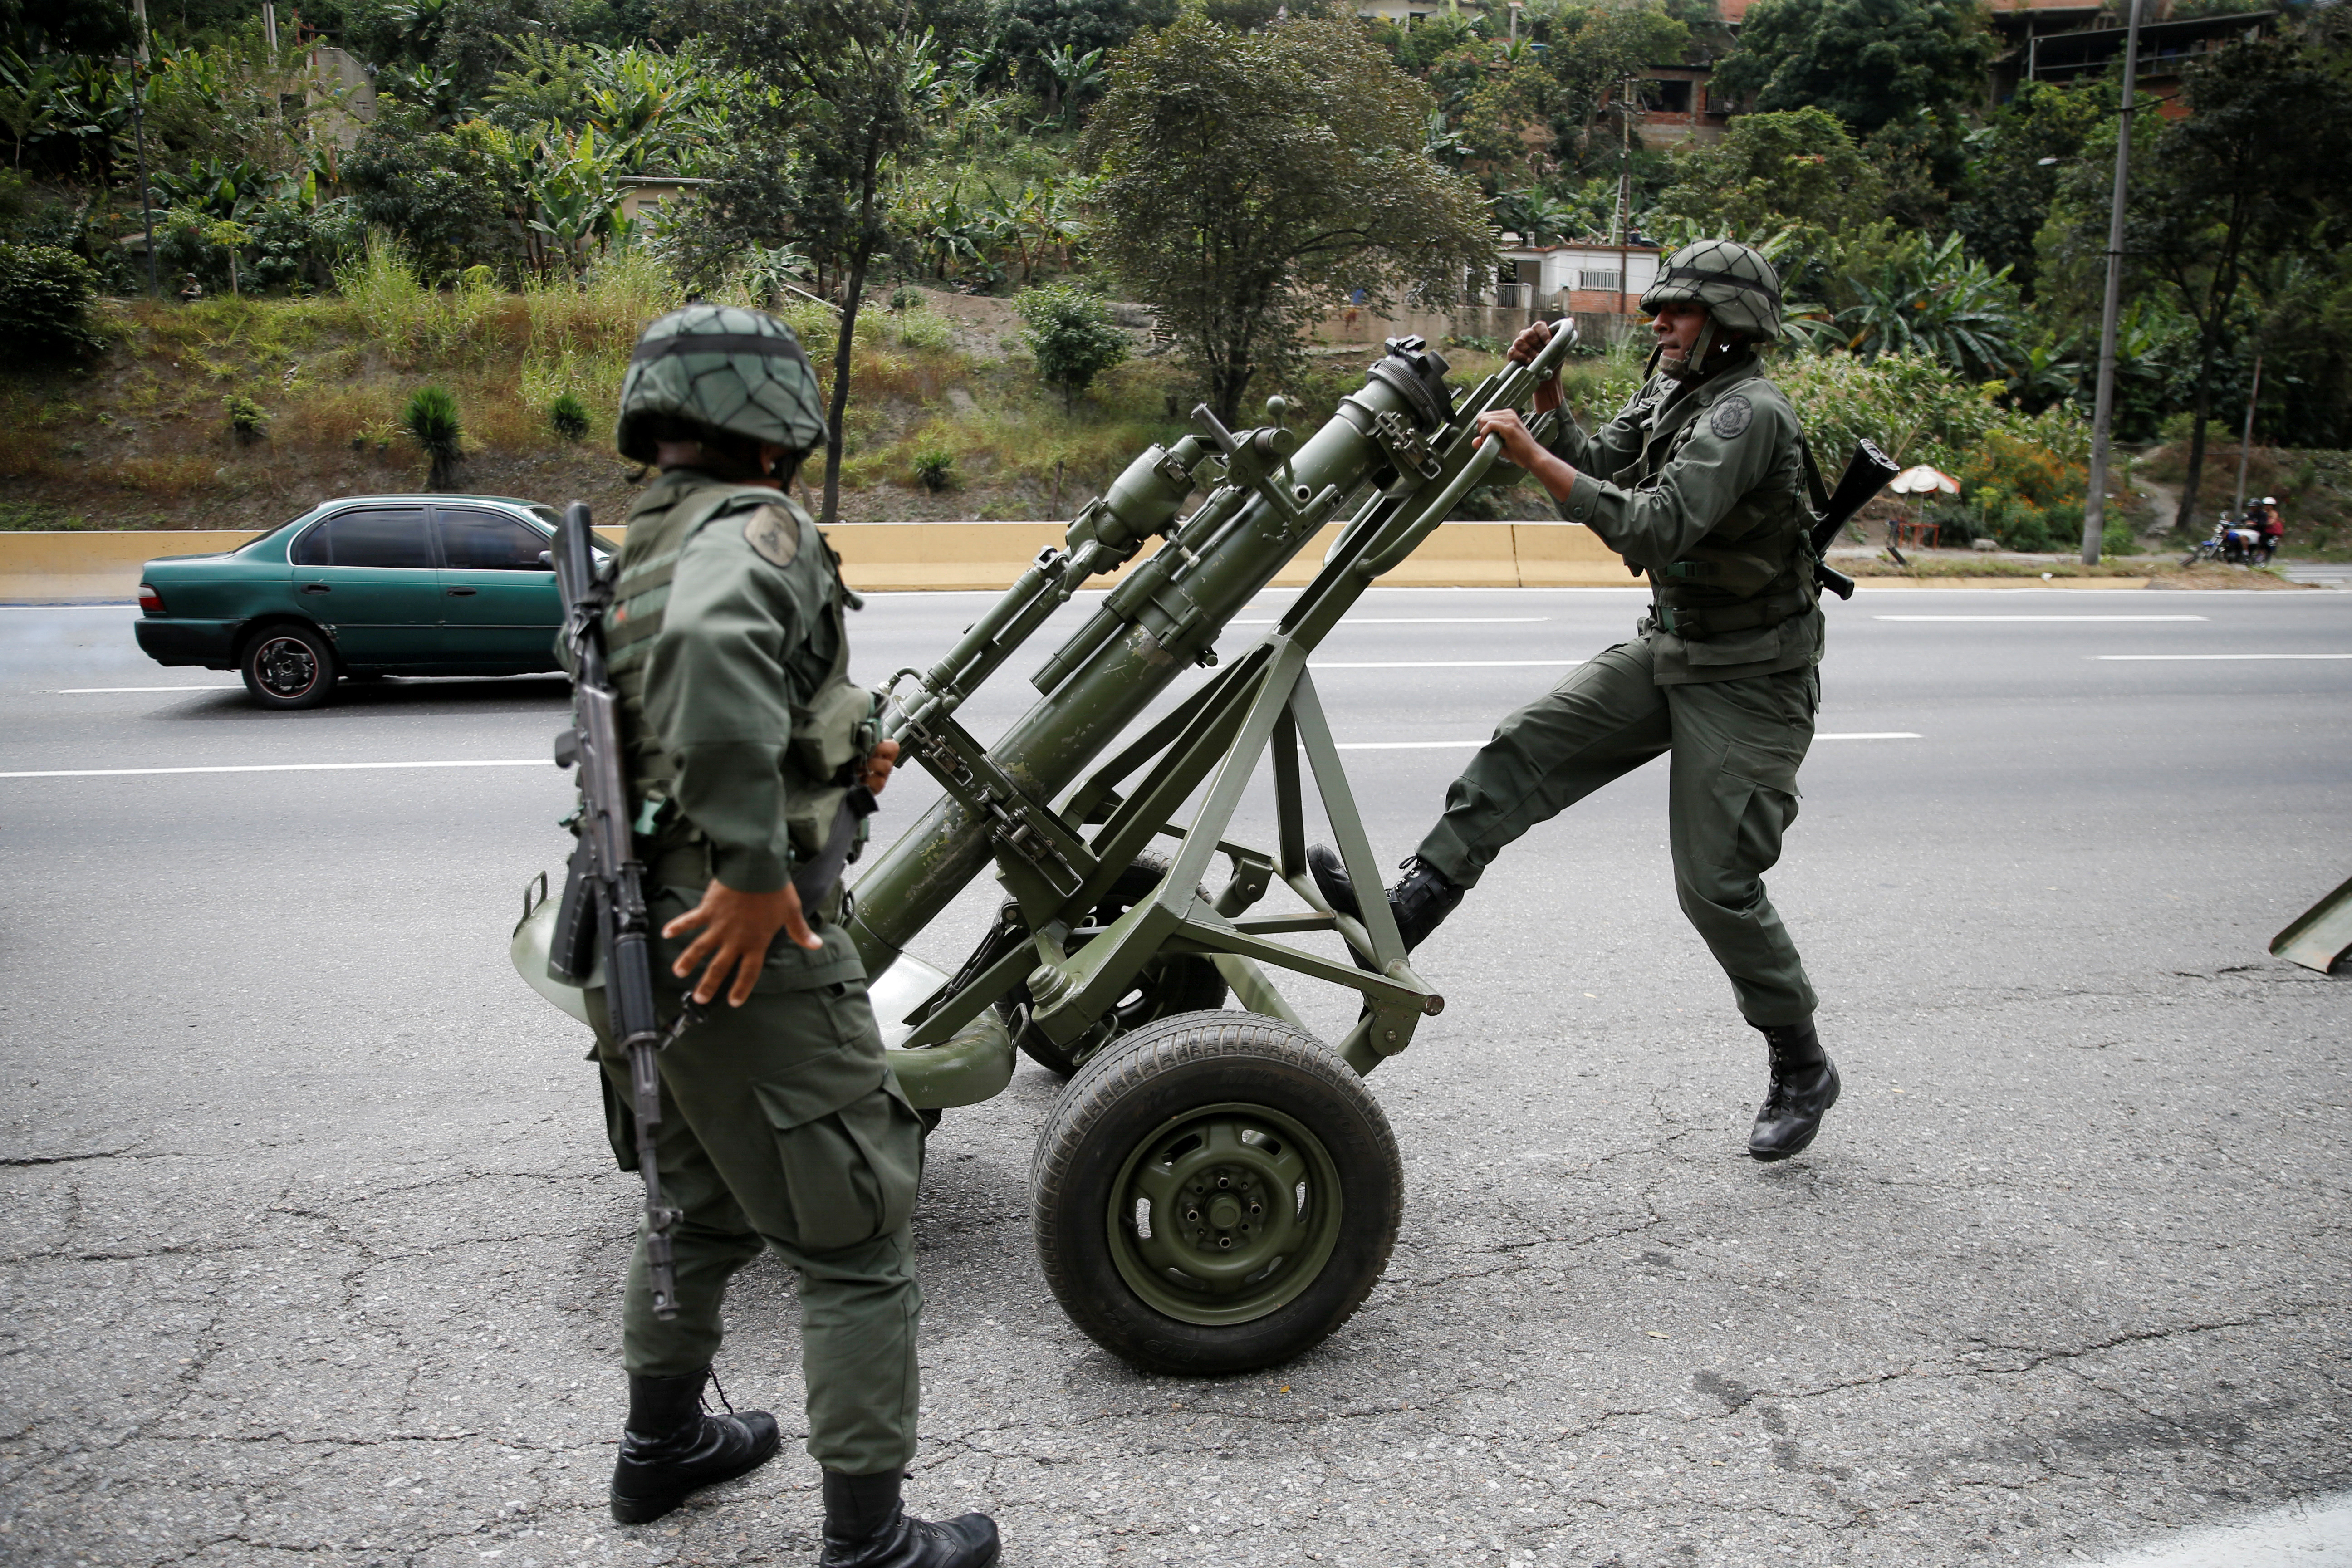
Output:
[294, 508, 435, 569]
[439, 508, 552, 571]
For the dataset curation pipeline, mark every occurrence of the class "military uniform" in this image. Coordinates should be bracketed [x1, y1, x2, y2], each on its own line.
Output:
[587, 466, 926, 1477]
[1313, 241, 1840, 1164]
[1417, 341, 1820, 1028]
[571, 305, 996, 1563]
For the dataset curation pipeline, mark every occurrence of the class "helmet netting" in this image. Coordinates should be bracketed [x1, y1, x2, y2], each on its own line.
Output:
[616, 304, 829, 461]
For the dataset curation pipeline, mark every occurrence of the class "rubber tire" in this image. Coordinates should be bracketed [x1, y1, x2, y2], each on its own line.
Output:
[1000, 853, 1229, 1077]
[239, 624, 337, 710]
[1031, 1010, 1401, 1375]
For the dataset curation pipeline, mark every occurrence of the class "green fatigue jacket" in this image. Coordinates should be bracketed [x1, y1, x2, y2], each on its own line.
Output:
[604, 466, 866, 995]
[1544, 348, 1823, 686]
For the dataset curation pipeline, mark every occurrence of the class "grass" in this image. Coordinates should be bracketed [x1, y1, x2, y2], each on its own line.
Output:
[52, 267, 2317, 548]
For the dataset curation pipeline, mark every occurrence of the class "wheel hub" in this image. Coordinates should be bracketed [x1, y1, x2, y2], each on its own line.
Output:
[1107, 1104, 1344, 1324]
[257, 638, 317, 696]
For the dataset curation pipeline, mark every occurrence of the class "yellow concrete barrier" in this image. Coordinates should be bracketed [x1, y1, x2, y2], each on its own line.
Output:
[0, 519, 1630, 600]
[0, 531, 261, 602]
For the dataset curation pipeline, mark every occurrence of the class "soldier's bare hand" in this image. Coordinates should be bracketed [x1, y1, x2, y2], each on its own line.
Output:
[1473, 408, 1580, 504]
[1505, 320, 1553, 366]
[664, 879, 824, 1008]
[1475, 408, 1542, 465]
[862, 738, 900, 797]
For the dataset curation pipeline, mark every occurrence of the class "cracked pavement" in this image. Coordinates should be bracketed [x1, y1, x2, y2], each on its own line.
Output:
[1, 588, 2346, 1566]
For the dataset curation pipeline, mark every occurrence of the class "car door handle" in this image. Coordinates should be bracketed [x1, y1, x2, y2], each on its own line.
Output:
[446, 586, 478, 596]
[301, 583, 331, 594]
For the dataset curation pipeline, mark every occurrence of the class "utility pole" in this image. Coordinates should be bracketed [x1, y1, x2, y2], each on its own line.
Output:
[1614, 75, 1635, 323]
[2231, 350, 2263, 519]
[129, 0, 158, 297]
[2079, 0, 2143, 564]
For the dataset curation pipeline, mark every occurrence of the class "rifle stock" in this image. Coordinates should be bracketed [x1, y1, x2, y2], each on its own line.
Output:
[1808, 437, 1899, 601]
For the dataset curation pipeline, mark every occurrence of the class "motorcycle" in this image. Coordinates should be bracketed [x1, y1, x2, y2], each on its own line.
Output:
[2183, 514, 2266, 567]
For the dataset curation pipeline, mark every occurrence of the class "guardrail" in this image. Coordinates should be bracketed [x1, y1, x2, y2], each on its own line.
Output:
[0, 520, 1631, 602]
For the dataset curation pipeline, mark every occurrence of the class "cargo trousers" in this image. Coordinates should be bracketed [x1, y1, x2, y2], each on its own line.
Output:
[1414, 632, 1820, 1027]
[586, 979, 926, 1477]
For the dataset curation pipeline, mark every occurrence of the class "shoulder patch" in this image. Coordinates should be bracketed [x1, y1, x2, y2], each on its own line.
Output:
[742, 504, 802, 568]
[1710, 394, 1754, 440]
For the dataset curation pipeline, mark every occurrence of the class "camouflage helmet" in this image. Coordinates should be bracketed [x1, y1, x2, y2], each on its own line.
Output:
[1639, 239, 1784, 340]
[615, 304, 828, 463]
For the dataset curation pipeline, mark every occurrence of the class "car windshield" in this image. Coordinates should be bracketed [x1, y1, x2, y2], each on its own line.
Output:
[235, 514, 312, 554]
[526, 503, 619, 555]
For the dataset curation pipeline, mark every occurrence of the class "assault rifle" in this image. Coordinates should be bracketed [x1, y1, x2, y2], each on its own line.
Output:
[545, 500, 686, 1321]
[1805, 437, 1900, 601]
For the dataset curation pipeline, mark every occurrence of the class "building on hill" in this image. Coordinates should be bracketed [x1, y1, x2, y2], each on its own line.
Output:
[1981, 2, 2276, 111]
[1315, 238, 1662, 352]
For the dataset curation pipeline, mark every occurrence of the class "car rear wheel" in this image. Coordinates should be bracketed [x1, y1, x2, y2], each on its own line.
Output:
[240, 625, 336, 710]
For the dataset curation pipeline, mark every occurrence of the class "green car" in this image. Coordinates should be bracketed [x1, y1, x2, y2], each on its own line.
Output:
[134, 494, 616, 709]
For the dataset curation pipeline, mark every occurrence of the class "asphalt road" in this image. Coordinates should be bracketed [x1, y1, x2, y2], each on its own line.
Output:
[1, 585, 2347, 1568]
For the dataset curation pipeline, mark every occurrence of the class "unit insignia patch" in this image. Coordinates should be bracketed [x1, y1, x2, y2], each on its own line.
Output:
[743, 504, 801, 567]
[1710, 394, 1754, 440]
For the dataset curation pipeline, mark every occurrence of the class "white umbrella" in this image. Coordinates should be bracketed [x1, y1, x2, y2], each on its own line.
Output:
[1890, 464, 1959, 496]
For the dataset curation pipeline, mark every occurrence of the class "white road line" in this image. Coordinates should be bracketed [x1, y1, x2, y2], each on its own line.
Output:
[1333, 733, 1918, 750]
[1231, 617, 1549, 625]
[54, 686, 241, 694]
[1874, 614, 2210, 622]
[2095, 653, 2352, 661]
[0, 759, 544, 780]
[1311, 659, 1579, 669]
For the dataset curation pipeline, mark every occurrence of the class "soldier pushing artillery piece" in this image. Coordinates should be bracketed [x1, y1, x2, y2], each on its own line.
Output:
[1312, 240, 1846, 1163]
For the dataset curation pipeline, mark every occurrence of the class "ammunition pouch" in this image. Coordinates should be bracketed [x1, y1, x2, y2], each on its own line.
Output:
[1654, 587, 1813, 642]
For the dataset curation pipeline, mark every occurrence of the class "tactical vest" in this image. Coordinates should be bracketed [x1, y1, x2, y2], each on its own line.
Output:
[603, 480, 871, 878]
[1620, 372, 1818, 643]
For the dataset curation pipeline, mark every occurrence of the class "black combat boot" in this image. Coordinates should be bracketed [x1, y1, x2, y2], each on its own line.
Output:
[1307, 844, 1465, 956]
[818, 1468, 999, 1568]
[1748, 1019, 1840, 1162]
[609, 1370, 781, 1525]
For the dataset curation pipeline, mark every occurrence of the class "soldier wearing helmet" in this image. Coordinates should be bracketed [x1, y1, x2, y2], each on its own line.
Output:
[578, 304, 999, 1565]
[1312, 240, 1841, 1163]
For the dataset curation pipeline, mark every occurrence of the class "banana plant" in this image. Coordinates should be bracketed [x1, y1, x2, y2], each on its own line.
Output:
[1039, 45, 1105, 126]
[0, 50, 58, 170]
[1836, 232, 2026, 382]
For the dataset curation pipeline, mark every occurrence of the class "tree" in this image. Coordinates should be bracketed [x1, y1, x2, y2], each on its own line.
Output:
[1086, 15, 1493, 423]
[1714, 0, 1991, 138]
[1950, 79, 2107, 299]
[2120, 38, 2352, 526]
[1650, 107, 1880, 300]
[1016, 282, 1130, 411]
[986, 0, 1176, 110]
[343, 118, 517, 275]
[0, 243, 105, 360]
[0, 0, 137, 59]
[670, 0, 937, 524]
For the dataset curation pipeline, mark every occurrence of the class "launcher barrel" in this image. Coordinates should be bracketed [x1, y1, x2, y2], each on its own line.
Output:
[847, 329, 1573, 974]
